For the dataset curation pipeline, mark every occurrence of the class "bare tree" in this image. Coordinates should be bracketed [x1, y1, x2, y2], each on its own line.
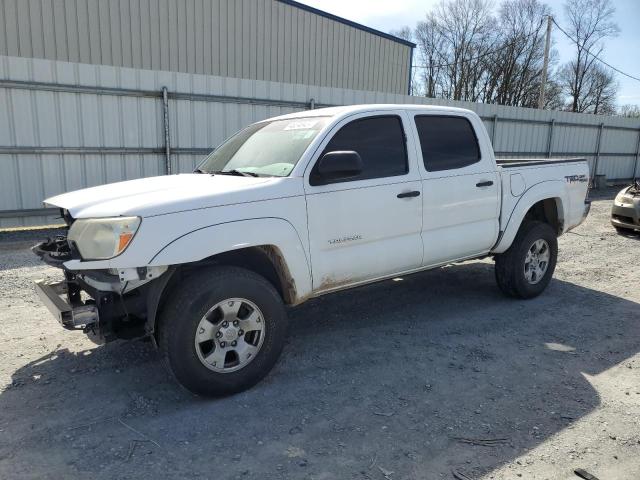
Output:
[562, 0, 619, 112]
[619, 104, 640, 118]
[541, 77, 565, 110]
[390, 26, 413, 42]
[406, 0, 620, 112]
[588, 65, 617, 114]
[560, 61, 617, 113]
[414, 16, 447, 97]
[390, 27, 417, 94]
[489, 0, 551, 107]
[411, 0, 561, 107]
[414, 0, 496, 101]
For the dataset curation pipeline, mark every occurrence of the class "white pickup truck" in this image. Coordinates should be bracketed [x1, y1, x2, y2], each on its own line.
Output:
[33, 105, 590, 396]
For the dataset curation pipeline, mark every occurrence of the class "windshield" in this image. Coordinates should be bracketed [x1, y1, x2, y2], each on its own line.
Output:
[197, 117, 330, 177]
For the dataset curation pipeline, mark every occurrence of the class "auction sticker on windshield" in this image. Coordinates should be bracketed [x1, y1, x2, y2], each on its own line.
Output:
[283, 120, 320, 130]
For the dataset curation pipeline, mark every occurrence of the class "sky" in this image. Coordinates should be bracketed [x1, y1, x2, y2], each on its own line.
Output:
[298, 0, 640, 107]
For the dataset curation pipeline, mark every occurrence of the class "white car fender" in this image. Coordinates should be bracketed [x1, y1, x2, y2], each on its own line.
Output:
[492, 180, 567, 254]
[148, 217, 313, 303]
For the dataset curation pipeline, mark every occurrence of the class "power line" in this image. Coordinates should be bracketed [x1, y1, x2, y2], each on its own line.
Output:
[551, 17, 640, 83]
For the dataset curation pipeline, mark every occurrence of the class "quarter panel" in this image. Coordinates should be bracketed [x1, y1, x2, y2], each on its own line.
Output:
[493, 161, 589, 253]
[493, 180, 567, 254]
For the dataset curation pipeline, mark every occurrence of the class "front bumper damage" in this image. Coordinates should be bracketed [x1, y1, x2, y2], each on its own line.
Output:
[32, 233, 98, 332]
[34, 279, 99, 330]
[32, 233, 169, 343]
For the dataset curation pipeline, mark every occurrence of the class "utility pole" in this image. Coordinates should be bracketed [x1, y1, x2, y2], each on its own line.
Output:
[538, 15, 553, 110]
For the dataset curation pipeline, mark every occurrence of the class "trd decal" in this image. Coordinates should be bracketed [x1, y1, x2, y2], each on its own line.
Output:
[565, 174, 588, 183]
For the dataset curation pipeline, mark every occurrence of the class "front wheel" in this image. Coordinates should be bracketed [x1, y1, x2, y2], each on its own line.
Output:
[494, 221, 558, 299]
[158, 266, 288, 397]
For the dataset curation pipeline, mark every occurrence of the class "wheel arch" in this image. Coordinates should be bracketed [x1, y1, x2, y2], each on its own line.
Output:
[146, 244, 298, 337]
[144, 218, 313, 336]
[525, 198, 563, 234]
[493, 181, 567, 254]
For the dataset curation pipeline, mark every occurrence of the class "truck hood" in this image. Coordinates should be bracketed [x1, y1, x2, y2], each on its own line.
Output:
[44, 174, 297, 218]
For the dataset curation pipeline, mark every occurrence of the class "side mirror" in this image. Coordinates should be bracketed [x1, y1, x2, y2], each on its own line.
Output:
[316, 150, 363, 184]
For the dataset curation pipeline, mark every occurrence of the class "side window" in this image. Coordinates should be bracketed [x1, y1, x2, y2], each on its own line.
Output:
[310, 115, 408, 185]
[415, 116, 481, 172]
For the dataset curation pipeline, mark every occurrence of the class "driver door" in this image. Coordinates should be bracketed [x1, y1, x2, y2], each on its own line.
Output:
[303, 112, 424, 292]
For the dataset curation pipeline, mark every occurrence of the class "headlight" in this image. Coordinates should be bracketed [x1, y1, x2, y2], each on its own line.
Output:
[615, 189, 629, 204]
[68, 217, 141, 260]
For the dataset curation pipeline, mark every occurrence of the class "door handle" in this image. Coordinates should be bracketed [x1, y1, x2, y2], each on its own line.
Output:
[397, 190, 421, 198]
[476, 180, 494, 187]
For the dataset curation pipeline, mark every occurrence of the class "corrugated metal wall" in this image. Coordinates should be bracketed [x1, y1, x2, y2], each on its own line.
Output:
[0, 0, 413, 94]
[1, 54, 639, 227]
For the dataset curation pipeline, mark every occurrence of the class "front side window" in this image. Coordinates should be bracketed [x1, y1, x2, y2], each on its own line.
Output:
[415, 115, 481, 172]
[197, 117, 330, 177]
[310, 115, 408, 185]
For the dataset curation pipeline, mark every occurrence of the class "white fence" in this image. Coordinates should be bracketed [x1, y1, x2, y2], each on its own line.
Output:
[1, 54, 639, 227]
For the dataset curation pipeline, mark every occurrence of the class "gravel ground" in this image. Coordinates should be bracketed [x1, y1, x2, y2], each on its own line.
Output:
[0, 189, 639, 480]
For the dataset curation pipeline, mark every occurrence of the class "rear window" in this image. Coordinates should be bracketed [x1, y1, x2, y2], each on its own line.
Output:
[414, 116, 480, 172]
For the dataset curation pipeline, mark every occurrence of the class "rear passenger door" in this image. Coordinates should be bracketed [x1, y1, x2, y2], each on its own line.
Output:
[411, 114, 500, 266]
[304, 112, 423, 292]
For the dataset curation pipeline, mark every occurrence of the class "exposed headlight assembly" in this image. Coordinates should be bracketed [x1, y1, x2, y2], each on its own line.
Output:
[68, 217, 141, 260]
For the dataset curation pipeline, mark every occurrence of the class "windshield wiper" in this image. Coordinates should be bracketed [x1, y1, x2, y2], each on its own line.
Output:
[214, 169, 260, 177]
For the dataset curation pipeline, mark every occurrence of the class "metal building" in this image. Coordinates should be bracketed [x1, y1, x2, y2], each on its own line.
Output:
[0, 0, 415, 94]
[0, 1, 638, 228]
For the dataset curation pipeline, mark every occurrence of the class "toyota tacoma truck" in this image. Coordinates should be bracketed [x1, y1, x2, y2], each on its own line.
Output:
[33, 105, 591, 396]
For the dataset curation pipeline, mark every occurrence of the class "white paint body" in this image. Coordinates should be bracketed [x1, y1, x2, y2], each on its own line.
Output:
[44, 105, 590, 304]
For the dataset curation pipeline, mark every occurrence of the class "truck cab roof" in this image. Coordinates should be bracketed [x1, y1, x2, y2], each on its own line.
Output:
[271, 104, 477, 122]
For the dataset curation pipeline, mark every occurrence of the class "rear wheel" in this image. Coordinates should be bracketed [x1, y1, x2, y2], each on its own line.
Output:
[495, 221, 558, 299]
[158, 266, 288, 397]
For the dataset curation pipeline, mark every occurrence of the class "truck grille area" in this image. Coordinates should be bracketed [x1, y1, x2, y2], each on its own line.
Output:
[31, 233, 78, 267]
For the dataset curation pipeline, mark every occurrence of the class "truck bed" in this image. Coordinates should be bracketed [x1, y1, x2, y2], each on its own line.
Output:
[493, 156, 590, 253]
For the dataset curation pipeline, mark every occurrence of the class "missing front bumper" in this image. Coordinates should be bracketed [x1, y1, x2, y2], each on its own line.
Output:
[34, 274, 151, 342]
[34, 279, 99, 330]
[32, 232, 164, 342]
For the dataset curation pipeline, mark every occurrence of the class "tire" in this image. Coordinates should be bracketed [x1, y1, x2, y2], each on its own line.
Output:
[494, 221, 558, 299]
[158, 266, 288, 397]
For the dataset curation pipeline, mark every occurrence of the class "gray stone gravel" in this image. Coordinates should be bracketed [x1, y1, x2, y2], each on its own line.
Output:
[0, 189, 638, 480]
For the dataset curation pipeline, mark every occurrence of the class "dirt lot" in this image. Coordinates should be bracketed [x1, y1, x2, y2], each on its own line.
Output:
[0, 189, 639, 480]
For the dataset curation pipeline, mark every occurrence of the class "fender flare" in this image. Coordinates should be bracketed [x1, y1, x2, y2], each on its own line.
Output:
[148, 217, 313, 302]
[492, 180, 567, 254]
